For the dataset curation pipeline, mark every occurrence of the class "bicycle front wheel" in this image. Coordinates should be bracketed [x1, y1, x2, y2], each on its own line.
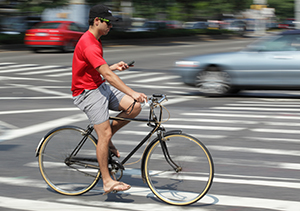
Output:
[37, 126, 101, 195]
[143, 132, 214, 205]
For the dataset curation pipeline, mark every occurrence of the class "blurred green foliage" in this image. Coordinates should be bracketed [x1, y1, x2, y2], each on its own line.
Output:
[6, 0, 295, 21]
[268, 0, 295, 19]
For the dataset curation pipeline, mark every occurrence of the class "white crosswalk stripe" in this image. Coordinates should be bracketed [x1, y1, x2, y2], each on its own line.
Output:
[0, 62, 193, 93]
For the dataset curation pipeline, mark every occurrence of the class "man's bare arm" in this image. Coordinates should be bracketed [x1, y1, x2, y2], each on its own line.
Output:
[96, 64, 146, 102]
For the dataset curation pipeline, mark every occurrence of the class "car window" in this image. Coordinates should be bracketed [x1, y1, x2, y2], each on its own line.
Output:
[246, 35, 300, 52]
[69, 23, 87, 32]
[68, 23, 82, 32]
[263, 35, 298, 51]
[34, 22, 61, 29]
[266, 34, 300, 51]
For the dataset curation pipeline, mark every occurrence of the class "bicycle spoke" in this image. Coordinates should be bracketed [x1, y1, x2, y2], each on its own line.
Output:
[144, 133, 214, 205]
[38, 127, 100, 195]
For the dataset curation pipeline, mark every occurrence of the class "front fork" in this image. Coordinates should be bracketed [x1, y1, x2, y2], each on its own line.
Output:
[158, 131, 182, 173]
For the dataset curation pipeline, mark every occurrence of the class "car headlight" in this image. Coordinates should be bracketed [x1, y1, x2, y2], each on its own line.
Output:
[175, 61, 199, 67]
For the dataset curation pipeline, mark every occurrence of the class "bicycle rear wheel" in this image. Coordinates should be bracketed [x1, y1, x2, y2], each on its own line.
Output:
[143, 132, 214, 205]
[38, 126, 100, 195]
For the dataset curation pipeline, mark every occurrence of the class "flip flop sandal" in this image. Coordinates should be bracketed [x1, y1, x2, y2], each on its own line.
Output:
[103, 182, 131, 195]
[109, 146, 120, 158]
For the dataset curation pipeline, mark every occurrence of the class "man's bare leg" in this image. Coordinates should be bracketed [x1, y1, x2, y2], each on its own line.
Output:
[93, 95, 141, 193]
[94, 121, 131, 193]
[109, 95, 142, 157]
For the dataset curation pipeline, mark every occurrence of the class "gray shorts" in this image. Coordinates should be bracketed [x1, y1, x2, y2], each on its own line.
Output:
[73, 83, 125, 125]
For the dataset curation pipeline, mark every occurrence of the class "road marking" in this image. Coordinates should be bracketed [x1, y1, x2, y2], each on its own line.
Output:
[0, 96, 71, 100]
[58, 193, 300, 210]
[169, 118, 256, 124]
[209, 194, 300, 211]
[1, 193, 299, 211]
[0, 114, 86, 141]
[238, 100, 300, 103]
[0, 64, 38, 70]
[128, 83, 197, 90]
[17, 67, 71, 75]
[0, 95, 193, 141]
[208, 145, 300, 157]
[10, 84, 70, 97]
[138, 75, 180, 83]
[0, 120, 17, 129]
[0, 62, 15, 66]
[212, 106, 300, 112]
[118, 130, 225, 139]
[214, 157, 300, 170]
[252, 128, 300, 134]
[47, 72, 72, 77]
[226, 103, 300, 107]
[0, 107, 79, 115]
[162, 124, 244, 131]
[0, 196, 116, 211]
[182, 112, 300, 120]
[120, 72, 163, 80]
[0, 76, 59, 83]
[0, 65, 61, 73]
[1, 175, 300, 211]
[264, 122, 300, 126]
[246, 136, 300, 143]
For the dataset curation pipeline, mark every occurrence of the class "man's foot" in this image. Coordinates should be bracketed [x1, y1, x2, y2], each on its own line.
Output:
[109, 146, 120, 158]
[103, 181, 131, 195]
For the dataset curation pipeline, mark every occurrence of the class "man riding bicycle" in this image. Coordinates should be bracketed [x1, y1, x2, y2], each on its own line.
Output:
[72, 4, 147, 195]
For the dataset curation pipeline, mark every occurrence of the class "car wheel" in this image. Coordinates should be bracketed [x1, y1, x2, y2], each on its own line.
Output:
[196, 67, 233, 96]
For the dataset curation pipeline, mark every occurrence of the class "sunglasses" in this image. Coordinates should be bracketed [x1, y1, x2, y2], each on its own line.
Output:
[98, 17, 112, 26]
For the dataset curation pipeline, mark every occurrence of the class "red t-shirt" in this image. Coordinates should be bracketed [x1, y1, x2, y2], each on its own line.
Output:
[71, 31, 106, 97]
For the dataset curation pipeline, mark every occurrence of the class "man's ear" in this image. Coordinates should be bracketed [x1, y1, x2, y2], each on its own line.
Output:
[94, 17, 99, 26]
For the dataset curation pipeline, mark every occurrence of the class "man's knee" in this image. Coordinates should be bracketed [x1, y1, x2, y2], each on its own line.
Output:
[134, 102, 142, 114]
[94, 121, 112, 142]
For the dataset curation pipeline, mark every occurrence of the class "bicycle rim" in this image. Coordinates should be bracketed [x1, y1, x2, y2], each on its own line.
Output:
[144, 134, 214, 205]
[38, 127, 100, 195]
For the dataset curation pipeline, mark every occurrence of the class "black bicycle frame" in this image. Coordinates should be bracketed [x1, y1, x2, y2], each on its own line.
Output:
[108, 116, 162, 165]
[68, 95, 179, 173]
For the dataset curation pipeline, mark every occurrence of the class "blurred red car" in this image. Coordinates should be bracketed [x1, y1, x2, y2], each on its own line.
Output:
[278, 18, 295, 29]
[24, 21, 86, 52]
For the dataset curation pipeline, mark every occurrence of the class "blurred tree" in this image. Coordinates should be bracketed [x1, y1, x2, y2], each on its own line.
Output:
[10, 0, 294, 21]
[267, 0, 294, 20]
[130, 0, 253, 21]
[16, 0, 69, 14]
[192, 0, 252, 20]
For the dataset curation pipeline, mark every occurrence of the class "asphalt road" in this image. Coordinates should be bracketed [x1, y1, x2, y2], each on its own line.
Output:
[1, 36, 300, 211]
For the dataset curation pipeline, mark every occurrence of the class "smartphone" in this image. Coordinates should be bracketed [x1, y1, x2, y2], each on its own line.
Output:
[128, 61, 135, 66]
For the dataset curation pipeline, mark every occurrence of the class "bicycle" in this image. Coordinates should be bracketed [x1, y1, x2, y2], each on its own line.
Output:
[35, 94, 214, 206]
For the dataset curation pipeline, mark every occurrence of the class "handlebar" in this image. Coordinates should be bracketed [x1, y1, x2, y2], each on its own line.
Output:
[149, 94, 168, 106]
[141, 94, 167, 108]
[145, 94, 168, 126]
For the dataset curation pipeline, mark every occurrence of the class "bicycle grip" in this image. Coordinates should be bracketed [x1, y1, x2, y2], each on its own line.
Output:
[153, 94, 163, 97]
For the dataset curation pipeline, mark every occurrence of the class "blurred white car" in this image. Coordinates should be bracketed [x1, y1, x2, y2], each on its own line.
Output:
[175, 30, 300, 96]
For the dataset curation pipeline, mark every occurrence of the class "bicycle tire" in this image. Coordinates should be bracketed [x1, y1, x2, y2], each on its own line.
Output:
[142, 132, 214, 205]
[38, 126, 101, 195]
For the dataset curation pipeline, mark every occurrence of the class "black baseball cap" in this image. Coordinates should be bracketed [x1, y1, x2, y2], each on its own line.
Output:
[89, 4, 118, 21]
